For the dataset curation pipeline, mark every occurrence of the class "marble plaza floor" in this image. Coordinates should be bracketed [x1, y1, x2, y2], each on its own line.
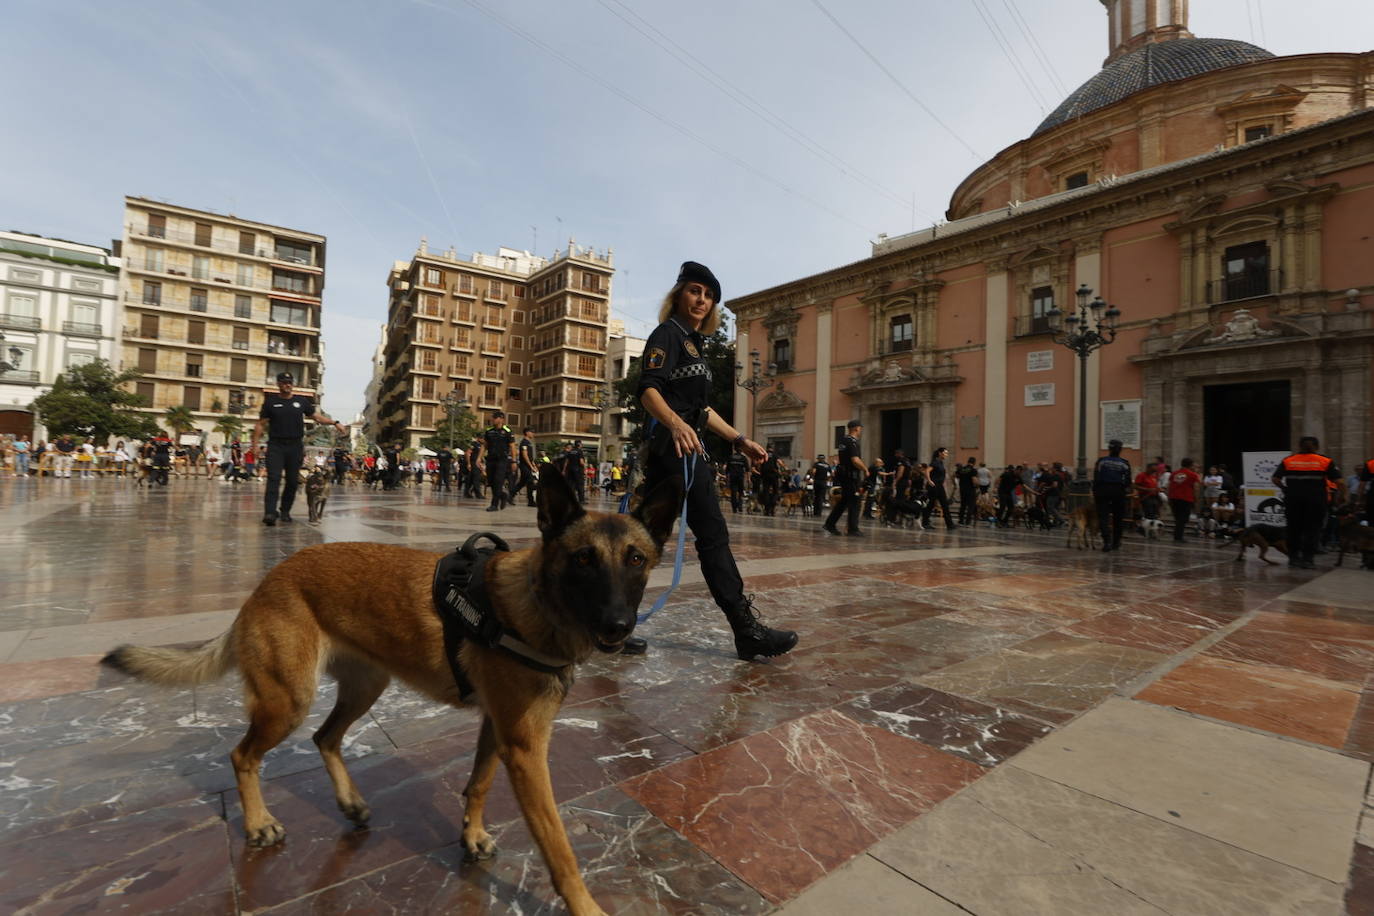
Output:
[2, 476, 1373, 914]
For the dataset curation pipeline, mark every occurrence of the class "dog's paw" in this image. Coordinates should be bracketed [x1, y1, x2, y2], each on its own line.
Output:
[462, 829, 498, 860]
[245, 819, 286, 847]
[337, 799, 371, 826]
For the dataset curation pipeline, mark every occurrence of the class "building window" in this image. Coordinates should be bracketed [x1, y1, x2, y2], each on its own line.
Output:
[1222, 242, 1270, 301]
[1244, 124, 1272, 142]
[6, 292, 37, 318]
[67, 351, 95, 369]
[484, 383, 498, 403]
[1030, 286, 1055, 333]
[147, 213, 166, 239]
[190, 288, 208, 312]
[230, 357, 247, 382]
[420, 350, 437, 370]
[888, 314, 913, 353]
[233, 326, 250, 350]
[513, 287, 526, 299]
[140, 314, 159, 339]
[577, 355, 598, 377]
[136, 381, 155, 405]
[187, 319, 206, 345]
[184, 386, 201, 410]
[510, 335, 525, 349]
[144, 248, 164, 272]
[71, 302, 98, 327]
[509, 361, 522, 375]
[143, 280, 162, 305]
[234, 294, 252, 318]
[272, 270, 311, 294]
[192, 255, 210, 280]
[425, 267, 442, 287]
[772, 337, 793, 370]
[458, 274, 474, 294]
[236, 264, 255, 287]
[418, 377, 436, 398]
[275, 238, 312, 264]
[488, 280, 504, 299]
[508, 412, 520, 427]
[194, 222, 212, 247]
[239, 231, 256, 255]
[186, 353, 203, 377]
[509, 388, 522, 400]
[138, 347, 158, 372]
[1065, 171, 1090, 190]
[767, 437, 793, 458]
[270, 301, 310, 325]
[484, 357, 500, 377]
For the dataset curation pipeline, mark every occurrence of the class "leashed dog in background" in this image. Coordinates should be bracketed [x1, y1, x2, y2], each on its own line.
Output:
[305, 468, 329, 524]
[101, 465, 680, 916]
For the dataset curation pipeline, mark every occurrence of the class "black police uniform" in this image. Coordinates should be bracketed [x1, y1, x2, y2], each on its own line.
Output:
[759, 450, 780, 516]
[332, 447, 349, 485]
[436, 447, 454, 490]
[463, 439, 483, 497]
[1093, 452, 1132, 550]
[258, 392, 317, 520]
[727, 451, 748, 513]
[480, 423, 514, 509]
[825, 433, 863, 534]
[923, 455, 956, 529]
[955, 462, 978, 525]
[511, 436, 537, 505]
[637, 315, 749, 613]
[810, 458, 831, 517]
[558, 445, 586, 505]
[886, 455, 913, 524]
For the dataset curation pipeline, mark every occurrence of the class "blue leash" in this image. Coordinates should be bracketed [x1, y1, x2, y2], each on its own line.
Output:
[635, 453, 695, 624]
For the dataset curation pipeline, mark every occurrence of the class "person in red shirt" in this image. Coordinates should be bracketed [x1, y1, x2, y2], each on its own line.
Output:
[1133, 461, 1160, 526]
[1166, 457, 1202, 542]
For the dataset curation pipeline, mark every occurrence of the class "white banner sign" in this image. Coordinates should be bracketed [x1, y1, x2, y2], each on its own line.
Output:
[1027, 350, 1053, 372]
[1100, 400, 1141, 449]
[1241, 450, 1289, 487]
[1024, 383, 1055, 406]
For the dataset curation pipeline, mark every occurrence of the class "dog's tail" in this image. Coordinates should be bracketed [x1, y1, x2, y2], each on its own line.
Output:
[101, 628, 236, 687]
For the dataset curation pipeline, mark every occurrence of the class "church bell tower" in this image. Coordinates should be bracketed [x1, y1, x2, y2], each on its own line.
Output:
[1100, 0, 1195, 63]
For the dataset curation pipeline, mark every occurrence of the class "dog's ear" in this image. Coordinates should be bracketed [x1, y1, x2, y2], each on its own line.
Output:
[537, 463, 584, 540]
[634, 477, 683, 548]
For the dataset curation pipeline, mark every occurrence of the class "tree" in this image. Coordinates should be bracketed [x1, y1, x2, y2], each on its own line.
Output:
[540, 438, 568, 460]
[420, 411, 480, 452]
[213, 415, 245, 442]
[613, 327, 737, 462]
[163, 405, 197, 438]
[30, 360, 160, 442]
[305, 424, 340, 448]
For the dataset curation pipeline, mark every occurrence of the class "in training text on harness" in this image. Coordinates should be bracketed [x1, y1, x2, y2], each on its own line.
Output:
[431, 532, 571, 701]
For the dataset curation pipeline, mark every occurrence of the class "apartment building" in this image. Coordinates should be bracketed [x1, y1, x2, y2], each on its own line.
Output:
[0, 231, 121, 439]
[374, 240, 613, 452]
[116, 197, 326, 440]
[598, 325, 645, 463]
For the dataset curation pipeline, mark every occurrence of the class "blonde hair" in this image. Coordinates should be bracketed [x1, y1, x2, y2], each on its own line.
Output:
[658, 281, 722, 336]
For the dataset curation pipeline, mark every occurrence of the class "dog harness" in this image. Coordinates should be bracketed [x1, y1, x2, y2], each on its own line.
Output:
[431, 532, 571, 702]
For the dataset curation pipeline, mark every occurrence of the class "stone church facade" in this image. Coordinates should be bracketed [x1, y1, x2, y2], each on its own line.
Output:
[728, 1, 1373, 476]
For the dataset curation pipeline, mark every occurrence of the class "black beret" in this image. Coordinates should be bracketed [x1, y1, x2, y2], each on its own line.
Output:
[677, 261, 721, 303]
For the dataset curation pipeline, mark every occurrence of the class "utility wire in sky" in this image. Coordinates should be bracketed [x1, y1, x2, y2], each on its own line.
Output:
[410, 0, 881, 235]
[1004, 0, 1069, 97]
[405, 116, 464, 253]
[972, 0, 1048, 113]
[807, 0, 985, 162]
[595, 0, 939, 223]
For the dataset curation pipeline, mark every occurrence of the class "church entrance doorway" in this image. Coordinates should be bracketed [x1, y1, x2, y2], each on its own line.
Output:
[880, 408, 920, 464]
[1202, 380, 1290, 474]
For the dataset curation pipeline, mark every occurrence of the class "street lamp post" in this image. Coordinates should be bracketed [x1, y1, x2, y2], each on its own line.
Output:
[0, 329, 22, 375]
[734, 348, 777, 445]
[591, 383, 614, 461]
[441, 391, 470, 451]
[1045, 284, 1122, 495]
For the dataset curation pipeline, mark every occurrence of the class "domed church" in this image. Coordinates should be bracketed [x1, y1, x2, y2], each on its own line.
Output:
[729, 0, 1373, 480]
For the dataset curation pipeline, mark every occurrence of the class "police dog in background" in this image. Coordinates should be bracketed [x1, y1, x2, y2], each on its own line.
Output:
[1222, 524, 1289, 564]
[305, 468, 329, 524]
[1065, 503, 1099, 550]
[101, 465, 680, 916]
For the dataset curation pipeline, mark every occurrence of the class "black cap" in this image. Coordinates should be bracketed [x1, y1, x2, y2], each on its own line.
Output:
[1108, 439, 1123, 448]
[276, 372, 294, 383]
[491, 409, 505, 418]
[677, 261, 721, 302]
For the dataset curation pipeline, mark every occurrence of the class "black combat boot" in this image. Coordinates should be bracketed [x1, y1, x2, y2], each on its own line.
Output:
[725, 595, 799, 660]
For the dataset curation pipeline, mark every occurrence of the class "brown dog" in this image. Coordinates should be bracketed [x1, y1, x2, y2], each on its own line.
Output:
[101, 465, 680, 916]
[305, 468, 329, 524]
[1065, 503, 1099, 550]
[1221, 524, 1289, 564]
[1335, 514, 1374, 568]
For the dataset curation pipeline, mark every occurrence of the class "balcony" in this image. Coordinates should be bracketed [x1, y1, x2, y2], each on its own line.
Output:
[62, 321, 104, 337]
[2, 369, 40, 383]
[125, 261, 321, 299]
[0, 313, 41, 331]
[1209, 269, 1279, 305]
[1013, 314, 1054, 337]
[125, 223, 321, 268]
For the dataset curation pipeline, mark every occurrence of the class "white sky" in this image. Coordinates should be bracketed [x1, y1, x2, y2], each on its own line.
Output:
[4, 0, 1369, 421]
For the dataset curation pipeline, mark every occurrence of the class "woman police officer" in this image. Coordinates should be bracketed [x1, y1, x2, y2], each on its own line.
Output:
[628, 261, 799, 660]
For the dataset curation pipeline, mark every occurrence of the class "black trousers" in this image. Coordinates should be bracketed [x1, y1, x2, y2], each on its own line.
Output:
[813, 484, 828, 517]
[958, 485, 977, 524]
[1095, 486, 1126, 546]
[510, 466, 535, 504]
[729, 475, 745, 513]
[996, 490, 1015, 526]
[760, 477, 778, 515]
[486, 460, 510, 507]
[437, 462, 452, 490]
[566, 471, 585, 505]
[1169, 498, 1194, 541]
[923, 484, 954, 528]
[646, 451, 744, 615]
[332, 463, 347, 485]
[265, 438, 304, 518]
[825, 482, 861, 532]
[1286, 495, 1325, 563]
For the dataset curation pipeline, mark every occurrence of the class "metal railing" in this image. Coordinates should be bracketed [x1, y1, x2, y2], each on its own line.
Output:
[0, 313, 42, 331]
[62, 321, 104, 337]
[1013, 314, 1055, 337]
[2, 369, 40, 383]
[126, 223, 320, 267]
[121, 291, 318, 329]
[1208, 268, 1280, 304]
[125, 262, 321, 298]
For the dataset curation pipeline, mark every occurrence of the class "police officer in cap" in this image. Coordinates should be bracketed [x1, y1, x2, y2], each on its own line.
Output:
[1093, 439, 1132, 551]
[436, 444, 454, 491]
[472, 409, 515, 511]
[824, 420, 867, 535]
[510, 426, 539, 506]
[809, 453, 831, 518]
[251, 371, 343, 525]
[1273, 436, 1341, 568]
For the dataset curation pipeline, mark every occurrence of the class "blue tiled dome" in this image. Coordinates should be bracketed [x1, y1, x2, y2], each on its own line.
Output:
[1033, 38, 1275, 136]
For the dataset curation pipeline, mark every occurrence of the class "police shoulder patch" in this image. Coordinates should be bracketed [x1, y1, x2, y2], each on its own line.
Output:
[646, 347, 666, 369]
